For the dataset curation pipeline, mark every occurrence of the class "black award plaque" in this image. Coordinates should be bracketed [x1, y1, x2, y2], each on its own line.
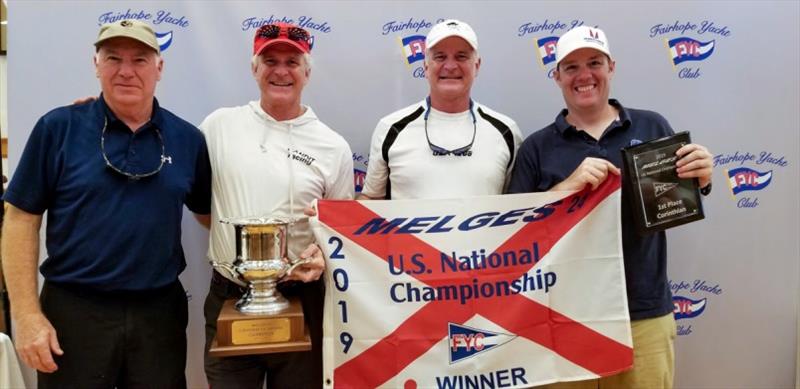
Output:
[621, 132, 704, 234]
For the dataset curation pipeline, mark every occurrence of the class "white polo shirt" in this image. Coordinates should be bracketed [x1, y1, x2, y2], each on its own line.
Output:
[362, 99, 522, 200]
[200, 101, 354, 273]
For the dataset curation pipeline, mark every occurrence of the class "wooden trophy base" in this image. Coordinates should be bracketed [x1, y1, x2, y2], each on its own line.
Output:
[208, 297, 311, 357]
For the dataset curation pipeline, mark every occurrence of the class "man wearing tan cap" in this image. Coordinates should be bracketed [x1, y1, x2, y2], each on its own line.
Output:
[509, 26, 712, 388]
[196, 22, 353, 388]
[360, 19, 522, 200]
[2, 19, 211, 387]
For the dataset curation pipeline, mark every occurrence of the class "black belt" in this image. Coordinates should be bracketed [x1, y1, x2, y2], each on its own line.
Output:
[45, 279, 181, 300]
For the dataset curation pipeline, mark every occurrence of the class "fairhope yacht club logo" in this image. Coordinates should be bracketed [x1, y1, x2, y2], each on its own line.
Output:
[649, 20, 731, 79]
[97, 9, 190, 52]
[669, 279, 722, 336]
[714, 150, 788, 209]
[517, 19, 594, 79]
[381, 17, 445, 79]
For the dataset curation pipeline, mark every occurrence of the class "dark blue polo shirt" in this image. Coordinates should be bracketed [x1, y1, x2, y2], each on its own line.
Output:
[508, 99, 674, 321]
[4, 95, 211, 291]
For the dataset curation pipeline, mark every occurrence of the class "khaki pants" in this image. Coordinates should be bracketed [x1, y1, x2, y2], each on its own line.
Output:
[540, 313, 677, 389]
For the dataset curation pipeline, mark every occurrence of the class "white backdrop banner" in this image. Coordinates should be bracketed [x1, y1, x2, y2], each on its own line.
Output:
[312, 178, 631, 388]
[6, 1, 798, 388]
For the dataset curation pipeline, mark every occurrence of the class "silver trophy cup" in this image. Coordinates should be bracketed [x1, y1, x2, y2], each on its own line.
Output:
[212, 217, 309, 315]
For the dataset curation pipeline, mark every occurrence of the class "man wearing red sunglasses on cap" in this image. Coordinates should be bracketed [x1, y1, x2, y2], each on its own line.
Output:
[196, 23, 354, 388]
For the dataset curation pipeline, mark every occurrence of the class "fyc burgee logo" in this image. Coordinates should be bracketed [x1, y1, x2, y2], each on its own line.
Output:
[448, 322, 515, 364]
[727, 167, 772, 195]
[649, 20, 731, 79]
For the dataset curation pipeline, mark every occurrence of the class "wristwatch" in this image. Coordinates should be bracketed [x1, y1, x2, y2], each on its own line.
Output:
[700, 182, 712, 196]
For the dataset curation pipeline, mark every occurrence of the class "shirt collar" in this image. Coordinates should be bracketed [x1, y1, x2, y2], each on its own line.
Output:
[554, 99, 631, 135]
[424, 96, 476, 123]
[95, 93, 163, 131]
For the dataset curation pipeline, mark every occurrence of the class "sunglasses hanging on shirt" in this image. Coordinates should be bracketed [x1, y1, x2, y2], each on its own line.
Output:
[100, 116, 167, 180]
[424, 96, 476, 157]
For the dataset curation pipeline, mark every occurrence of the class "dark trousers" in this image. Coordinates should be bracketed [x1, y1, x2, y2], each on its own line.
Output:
[203, 271, 324, 389]
[38, 280, 188, 389]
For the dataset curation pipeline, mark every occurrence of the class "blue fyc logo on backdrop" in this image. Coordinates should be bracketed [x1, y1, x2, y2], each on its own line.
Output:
[381, 17, 445, 79]
[727, 167, 772, 195]
[714, 151, 789, 209]
[667, 37, 715, 65]
[401, 35, 426, 65]
[649, 20, 731, 79]
[97, 9, 190, 52]
[672, 296, 706, 320]
[517, 19, 594, 79]
[669, 279, 722, 336]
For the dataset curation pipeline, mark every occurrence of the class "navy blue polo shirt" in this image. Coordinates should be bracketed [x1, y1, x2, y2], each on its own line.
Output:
[508, 99, 675, 321]
[4, 95, 211, 291]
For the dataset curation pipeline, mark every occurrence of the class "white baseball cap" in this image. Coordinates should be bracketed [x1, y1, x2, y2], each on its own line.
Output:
[425, 19, 479, 53]
[556, 25, 611, 65]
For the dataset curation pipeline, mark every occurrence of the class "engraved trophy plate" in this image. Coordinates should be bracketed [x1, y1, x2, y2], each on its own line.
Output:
[231, 318, 291, 345]
[621, 132, 705, 234]
[208, 216, 311, 357]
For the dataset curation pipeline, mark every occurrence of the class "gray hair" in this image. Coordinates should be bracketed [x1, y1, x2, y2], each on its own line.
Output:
[94, 49, 162, 65]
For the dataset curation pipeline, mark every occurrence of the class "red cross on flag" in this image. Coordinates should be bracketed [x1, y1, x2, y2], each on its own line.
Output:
[311, 177, 632, 388]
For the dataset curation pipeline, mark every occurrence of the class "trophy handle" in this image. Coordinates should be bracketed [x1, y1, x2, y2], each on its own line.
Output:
[212, 261, 239, 280]
[287, 258, 312, 275]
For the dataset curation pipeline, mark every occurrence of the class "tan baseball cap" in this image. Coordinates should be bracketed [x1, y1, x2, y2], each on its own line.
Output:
[95, 19, 160, 54]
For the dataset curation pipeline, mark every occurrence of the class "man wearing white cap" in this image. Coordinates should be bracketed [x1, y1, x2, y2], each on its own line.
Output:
[360, 19, 522, 200]
[2, 19, 211, 387]
[509, 26, 713, 388]
[197, 22, 353, 388]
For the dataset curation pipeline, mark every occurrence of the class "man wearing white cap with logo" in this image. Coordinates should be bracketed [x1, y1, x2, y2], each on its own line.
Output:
[509, 26, 713, 388]
[197, 22, 353, 388]
[360, 19, 522, 200]
[2, 19, 211, 387]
